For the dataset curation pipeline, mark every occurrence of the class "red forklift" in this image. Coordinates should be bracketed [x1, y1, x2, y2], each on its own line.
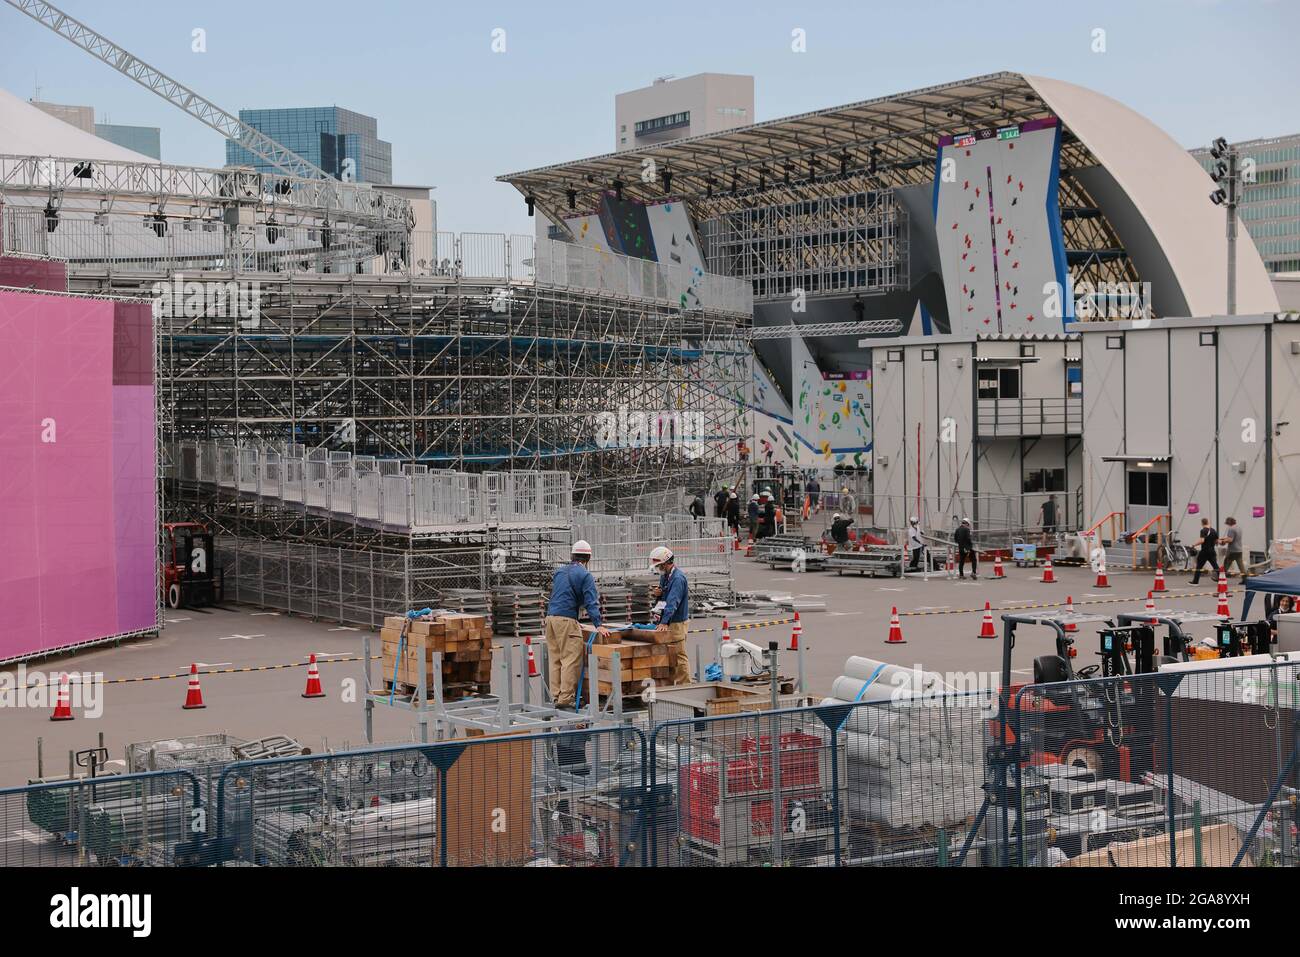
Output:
[161, 522, 224, 609]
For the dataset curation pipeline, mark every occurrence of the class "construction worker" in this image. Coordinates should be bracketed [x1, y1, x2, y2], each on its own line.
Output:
[760, 491, 777, 540]
[650, 546, 691, 685]
[713, 485, 728, 518]
[726, 490, 741, 535]
[747, 493, 760, 532]
[955, 517, 978, 579]
[544, 541, 611, 709]
[907, 516, 924, 570]
[830, 512, 853, 551]
[687, 493, 705, 519]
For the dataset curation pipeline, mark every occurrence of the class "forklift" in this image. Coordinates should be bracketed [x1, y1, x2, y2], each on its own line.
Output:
[161, 522, 224, 609]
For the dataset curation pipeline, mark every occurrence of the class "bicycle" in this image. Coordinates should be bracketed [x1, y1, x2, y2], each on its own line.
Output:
[1158, 531, 1193, 572]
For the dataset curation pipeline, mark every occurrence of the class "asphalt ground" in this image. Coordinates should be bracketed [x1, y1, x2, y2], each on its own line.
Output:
[0, 557, 1234, 788]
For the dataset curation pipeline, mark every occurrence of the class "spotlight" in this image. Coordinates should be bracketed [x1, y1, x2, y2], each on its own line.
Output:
[758, 172, 766, 192]
[783, 164, 792, 186]
[147, 214, 167, 238]
[1210, 189, 1226, 206]
[1212, 161, 1227, 182]
[870, 145, 882, 175]
[566, 188, 577, 209]
[840, 154, 849, 177]
[1210, 136, 1229, 160]
[44, 202, 58, 232]
[266, 216, 279, 244]
[706, 177, 716, 198]
[807, 158, 817, 183]
[612, 178, 624, 200]
[525, 194, 535, 217]
[72, 162, 94, 179]
[731, 172, 739, 193]
[274, 179, 292, 195]
[662, 169, 673, 193]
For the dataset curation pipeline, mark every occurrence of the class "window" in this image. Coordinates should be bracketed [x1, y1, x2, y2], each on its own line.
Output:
[1106, 335, 1124, 350]
[1019, 343, 1036, 357]
[978, 366, 1020, 399]
[1024, 468, 1066, 493]
[1127, 470, 1169, 507]
[922, 348, 937, 361]
[1200, 331, 1217, 346]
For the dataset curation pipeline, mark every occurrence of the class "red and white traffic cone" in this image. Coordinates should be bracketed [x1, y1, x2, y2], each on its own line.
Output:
[1144, 591, 1156, 615]
[1095, 563, 1110, 588]
[1041, 558, 1056, 584]
[993, 555, 1005, 579]
[526, 636, 539, 677]
[302, 654, 325, 698]
[1217, 568, 1228, 597]
[788, 612, 802, 651]
[885, 606, 906, 644]
[182, 663, 206, 710]
[721, 619, 732, 642]
[1063, 596, 1078, 632]
[1217, 593, 1231, 618]
[1153, 564, 1167, 593]
[977, 601, 997, 639]
[49, 673, 74, 721]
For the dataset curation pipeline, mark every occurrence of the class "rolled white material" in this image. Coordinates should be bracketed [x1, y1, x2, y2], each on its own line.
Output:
[841, 656, 943, 700]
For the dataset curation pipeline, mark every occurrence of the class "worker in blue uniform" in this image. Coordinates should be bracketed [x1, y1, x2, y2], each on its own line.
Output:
[545, 540, 610, 708]
[650, 546, 691, 685]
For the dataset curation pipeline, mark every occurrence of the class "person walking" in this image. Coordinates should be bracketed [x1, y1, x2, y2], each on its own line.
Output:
[1221, 516, 1246, 577]
[713, 485, 728, 519]
[1037, 494, 1059, 545]
[807, 476, 821, 513]
[907, 516, 924, 570]
[544, 541, 611, 709]
[687, 494, 705, 520]
[1190, 516, 1220, 584]
[649, 546, 691, 686]
[955, 517, 978, 579]
[725, 490, 741, 536]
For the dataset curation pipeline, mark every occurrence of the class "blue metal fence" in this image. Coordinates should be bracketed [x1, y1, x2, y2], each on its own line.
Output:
[2, 659, 1296, 867]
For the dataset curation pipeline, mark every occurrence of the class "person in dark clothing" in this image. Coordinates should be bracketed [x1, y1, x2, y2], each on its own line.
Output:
[1038, 494, 1058, 544]
[713, 487, 728, 518]
[807, 477, 821, 513]
[830, 512, 853, 548]
[1190, 517, 1220, 584]
[760, 495, 776, 540]
[687, 495, 705, 519]
[746, 494, 760, 533]
[725, 491, 741, 534]
[955, 517, 978, 579]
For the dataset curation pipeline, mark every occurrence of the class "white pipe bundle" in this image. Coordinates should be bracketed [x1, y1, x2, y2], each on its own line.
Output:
[832, 656, 945, 703]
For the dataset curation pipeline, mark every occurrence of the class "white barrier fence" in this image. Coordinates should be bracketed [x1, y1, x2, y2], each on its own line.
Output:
[173, 439, 573, 532]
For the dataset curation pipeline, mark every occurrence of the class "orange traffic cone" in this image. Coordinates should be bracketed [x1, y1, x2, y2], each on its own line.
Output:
[993, 555, 1005, 579]
[721, 619, 732, 642]
[1041, 558, 1056, 584]
[977, 601, 997, 639]
[788, 612, 802, 651]
[885, 606, 906, 644]
[49, 673, 73, 721]
[1217, 593, 1231, 618]
[182, 663, 206, 710]
[526, 636, 539, 677]
[1153, 564, 1167, 593]
[1144, 591, 1156, 614]
[302, 654, 325, 698]
[1216, 568, 1228, 597]
[1095, 564, 1110, 588]
[1063, 596, 1078, 632]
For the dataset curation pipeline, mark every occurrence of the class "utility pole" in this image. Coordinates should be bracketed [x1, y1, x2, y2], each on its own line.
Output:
[1208, 136, 1239, 316]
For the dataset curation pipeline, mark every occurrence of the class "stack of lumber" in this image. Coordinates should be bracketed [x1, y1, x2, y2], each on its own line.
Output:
[380, 612, 494, 700]
[491, 586, 546, 638]
[592, 632, 672, 699]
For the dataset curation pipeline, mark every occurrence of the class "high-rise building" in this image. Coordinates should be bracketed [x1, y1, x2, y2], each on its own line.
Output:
[29, 100, 162, 160]
[1191, 133, 1300, 275]
[225, 107, 392, 184]
[94, 123, 161, 160]
[614, 73, 753, 152]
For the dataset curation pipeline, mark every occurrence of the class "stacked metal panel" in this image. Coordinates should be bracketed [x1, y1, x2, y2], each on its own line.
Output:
[492, 585, 546, 637]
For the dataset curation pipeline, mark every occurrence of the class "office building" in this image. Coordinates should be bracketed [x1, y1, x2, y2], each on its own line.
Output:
[1192, 133, 1300, 275]
[225, 106, 392, 184]
[614, 73, 753, 151]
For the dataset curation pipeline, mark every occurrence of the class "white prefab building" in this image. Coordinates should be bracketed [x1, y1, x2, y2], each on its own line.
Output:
[1076, 314, 1300, 563]
[867, 334, 1082, 533]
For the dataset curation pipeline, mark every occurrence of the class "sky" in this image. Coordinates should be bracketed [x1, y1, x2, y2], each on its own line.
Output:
[1, 0, 1296, 235]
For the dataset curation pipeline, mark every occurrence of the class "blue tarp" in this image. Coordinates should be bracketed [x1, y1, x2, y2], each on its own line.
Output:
[1241, 563, 1300, 617]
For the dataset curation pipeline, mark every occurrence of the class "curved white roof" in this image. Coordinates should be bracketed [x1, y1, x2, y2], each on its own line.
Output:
[1025, 75, 1278, 315]
[0, 87, 156, 163]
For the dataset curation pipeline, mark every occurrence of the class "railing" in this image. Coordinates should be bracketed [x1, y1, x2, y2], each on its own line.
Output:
[1, 203, 754, 316]
[172, 439, 573, 533]
[976, 396, 1082, 437]
[2, 657, 1296, 867]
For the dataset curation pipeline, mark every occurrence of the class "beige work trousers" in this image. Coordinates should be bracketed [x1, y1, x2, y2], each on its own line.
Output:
[544, 615, 585, 707]
[665, 620, 691, 685]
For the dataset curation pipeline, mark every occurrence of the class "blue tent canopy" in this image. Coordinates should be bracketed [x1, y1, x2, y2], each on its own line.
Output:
[1241, 564, 1300, 618]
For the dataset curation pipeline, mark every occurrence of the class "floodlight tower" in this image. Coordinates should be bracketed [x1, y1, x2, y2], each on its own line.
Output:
[1208, 136, 1240, 315]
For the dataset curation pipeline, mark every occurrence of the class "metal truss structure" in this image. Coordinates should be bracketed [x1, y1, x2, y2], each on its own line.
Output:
[740, 319, 904, 339]
[698, 190, 910, 301]
[134, 272, 749, 511]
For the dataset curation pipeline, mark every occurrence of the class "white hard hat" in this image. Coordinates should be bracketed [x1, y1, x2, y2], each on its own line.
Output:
[729, 491, 737, 499]
[961, 517, 971, 525]
[649, 545, 674, 569]
[910, 516, 919, 524]
[571, 539, 593, 557]
[763, 487, 773, 494]
[833, 512, 842, 520]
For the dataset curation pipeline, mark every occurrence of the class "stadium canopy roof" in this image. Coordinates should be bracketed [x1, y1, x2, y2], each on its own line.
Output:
[0, 87, 156, 162]
[499, 73, 1070, 218]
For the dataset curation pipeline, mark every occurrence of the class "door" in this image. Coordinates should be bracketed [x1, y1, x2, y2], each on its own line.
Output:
[1125, 467, 1169, 539]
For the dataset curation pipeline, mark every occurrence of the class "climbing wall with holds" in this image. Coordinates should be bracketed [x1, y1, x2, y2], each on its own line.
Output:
[792, 336, 872, 467]
[934, 117, 1067, 336]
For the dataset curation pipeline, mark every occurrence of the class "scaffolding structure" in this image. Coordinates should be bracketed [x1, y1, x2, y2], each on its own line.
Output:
[699, 190, 909, 301]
